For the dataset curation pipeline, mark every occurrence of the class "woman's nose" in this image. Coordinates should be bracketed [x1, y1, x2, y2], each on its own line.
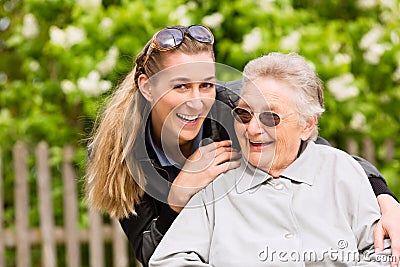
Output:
[186, 98, 203, 110]
[186, 87, 204, 111]
[246, 115, 264, 135]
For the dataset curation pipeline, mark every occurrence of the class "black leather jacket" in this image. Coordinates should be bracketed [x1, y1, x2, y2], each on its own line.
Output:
[119, 79, 396, 267]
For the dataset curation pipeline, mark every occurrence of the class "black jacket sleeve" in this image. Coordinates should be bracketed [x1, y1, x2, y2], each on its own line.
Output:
[315, 137, 398, 201]
[119, 193, 178, 267]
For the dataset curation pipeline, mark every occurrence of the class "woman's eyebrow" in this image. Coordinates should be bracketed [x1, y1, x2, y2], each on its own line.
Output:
[169, 76, 216, 83]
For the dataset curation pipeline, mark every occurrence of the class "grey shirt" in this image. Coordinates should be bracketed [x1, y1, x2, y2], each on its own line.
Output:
[150, 141, 392, 266]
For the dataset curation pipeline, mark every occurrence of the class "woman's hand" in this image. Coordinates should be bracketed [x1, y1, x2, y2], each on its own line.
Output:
[168, 140, 241, 213]
[374, 194, 400, 267]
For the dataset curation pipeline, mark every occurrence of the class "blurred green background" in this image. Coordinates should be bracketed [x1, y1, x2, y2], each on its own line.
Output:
[1, 0, 399, 265]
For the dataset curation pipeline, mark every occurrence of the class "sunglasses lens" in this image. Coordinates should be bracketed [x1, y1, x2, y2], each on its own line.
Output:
[260, 112, 280, 127]
[233, 108, 252, 123]
[155, 28, 184, 49]
[188, 25, 214, 43]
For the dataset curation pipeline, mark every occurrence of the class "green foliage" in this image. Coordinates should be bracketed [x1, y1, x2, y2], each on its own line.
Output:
[1, 0, 400, 261]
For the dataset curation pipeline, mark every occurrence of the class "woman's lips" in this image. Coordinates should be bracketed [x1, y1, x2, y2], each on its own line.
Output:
[176, 113, 201, 126]
[249, 140, 274, 151]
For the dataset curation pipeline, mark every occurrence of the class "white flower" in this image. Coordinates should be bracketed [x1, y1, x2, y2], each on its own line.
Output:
[0, 17, 10, 31]
[77, 0, 101, 10]
[49, 25, 86, 49]
[360, 25, 384, 50]
[390, 31, 399, 45]
[100, 17, 113, 30]
[77, 71, 111, 96]
[99, 80, 112, 92]
[78, 71, 100, 96]
[306, 60, 316, 71]
[327, 73, 359, 101]
[61, 80, 77, 94]
[320, 54, 330, 65]
[380, 0, 396, 9]
[202, 13, 224, 29]
[330, 42, 341, 53]
[28, 60, 40, 72]
[22, 13, 39, 39]
[280, 31, 301, 51]
[49, 26, 66, 47]
[334, 53, 352, 66]
[380, 10, 393, 23]
[379, 94, 390, 103]
[169, 5, 192, 25]
[96, 46, 119, 75]
[363, 43, 391, 65]
[356, 0, 377, 9]
[393, 65, 400, 81]
[258, 0, 275, 12]
[350, 111, 368, 132]
[65, 26, 86, 47]
[242, 28, 262, 54]
[186, 1, 197, 9]
[0, 72, 8, 84]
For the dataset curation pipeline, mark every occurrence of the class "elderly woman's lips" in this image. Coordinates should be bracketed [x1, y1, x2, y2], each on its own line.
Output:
[249, 140, 274, 150]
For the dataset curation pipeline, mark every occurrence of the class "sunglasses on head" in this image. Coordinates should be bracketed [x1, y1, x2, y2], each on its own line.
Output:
[141, 24, 214, 68]
[232, 107, 291, 127]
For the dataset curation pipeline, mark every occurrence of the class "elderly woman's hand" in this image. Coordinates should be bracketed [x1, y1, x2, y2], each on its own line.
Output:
[374, 194, 400, 267]
[167, 140, 241, 213]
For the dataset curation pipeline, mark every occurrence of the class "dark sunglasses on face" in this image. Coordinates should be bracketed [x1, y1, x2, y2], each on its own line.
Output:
[231, 107, 290, 127]
[142, 24, 214, 68]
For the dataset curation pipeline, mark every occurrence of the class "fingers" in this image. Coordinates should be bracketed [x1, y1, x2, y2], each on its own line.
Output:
[199, 140, 233, 153]
[213, 149, 241, 165]
[189, 140, 240, 166]
[373, 221, 385, 252]
[213, 160, 241, 176]
[389, 231, 400, 267]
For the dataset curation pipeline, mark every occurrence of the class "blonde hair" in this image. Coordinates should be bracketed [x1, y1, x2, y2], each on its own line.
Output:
[85, 29, 214, 219]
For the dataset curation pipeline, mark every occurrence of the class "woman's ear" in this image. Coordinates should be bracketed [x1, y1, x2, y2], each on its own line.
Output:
[300, 116, 317, 141]
[138, 73, 153, 102]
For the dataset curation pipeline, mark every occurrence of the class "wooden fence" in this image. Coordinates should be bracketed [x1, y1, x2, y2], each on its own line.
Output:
[0, 138, 397, 266]
[0, 142, 142, 267]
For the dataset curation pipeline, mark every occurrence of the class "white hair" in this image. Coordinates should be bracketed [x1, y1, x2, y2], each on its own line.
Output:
[243, 52, 325, 140]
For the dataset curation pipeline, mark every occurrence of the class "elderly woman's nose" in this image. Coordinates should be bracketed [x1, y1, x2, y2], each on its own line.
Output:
[246, 116, 264, 134]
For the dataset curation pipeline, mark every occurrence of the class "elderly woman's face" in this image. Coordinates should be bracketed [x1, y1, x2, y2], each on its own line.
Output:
[234, 77, 310, 175]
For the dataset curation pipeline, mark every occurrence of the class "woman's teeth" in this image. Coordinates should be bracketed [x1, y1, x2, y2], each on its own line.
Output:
[250, 141, 273, 146]
[177, 113, 199, 122]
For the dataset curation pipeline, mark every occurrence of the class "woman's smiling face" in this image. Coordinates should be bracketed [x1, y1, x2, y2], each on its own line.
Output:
[235, 77, 309, 175]
[148, 52, 216, 147]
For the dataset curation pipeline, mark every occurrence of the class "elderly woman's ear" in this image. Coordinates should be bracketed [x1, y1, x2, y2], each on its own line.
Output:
[300, 115, 317, 141]
[138, 74, 153, 102]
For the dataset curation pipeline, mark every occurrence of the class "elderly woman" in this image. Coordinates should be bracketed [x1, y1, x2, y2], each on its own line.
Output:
[149, 52, 393, 266]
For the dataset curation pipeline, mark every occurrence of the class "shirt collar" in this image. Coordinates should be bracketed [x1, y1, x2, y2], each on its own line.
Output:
[279, 140, 318, 186]
[235, 141, 318, 193]
[235, 159, 272, 193]
[145, 120, 203, 168]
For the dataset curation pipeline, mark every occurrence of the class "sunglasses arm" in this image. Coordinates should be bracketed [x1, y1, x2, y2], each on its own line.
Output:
[142, 43, 155, 68]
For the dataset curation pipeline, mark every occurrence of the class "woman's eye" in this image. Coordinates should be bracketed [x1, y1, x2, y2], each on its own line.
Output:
[200, 82, 214, 89]
[172, 84, 187, 90]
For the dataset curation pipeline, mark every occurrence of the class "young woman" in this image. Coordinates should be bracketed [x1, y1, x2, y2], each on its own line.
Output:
[85, 25, 399, 267]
